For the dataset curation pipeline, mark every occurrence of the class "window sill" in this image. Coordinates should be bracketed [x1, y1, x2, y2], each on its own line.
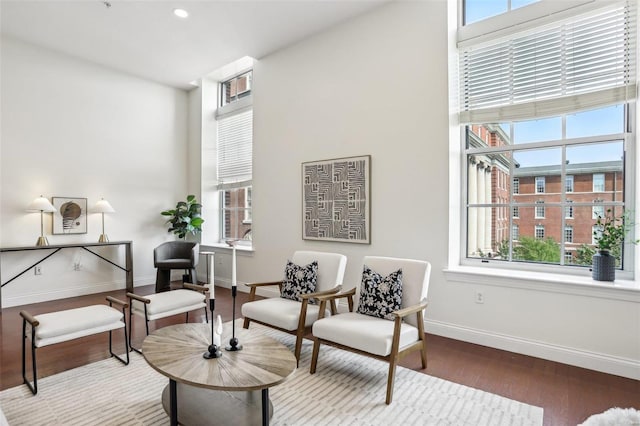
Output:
[443, 266, 640, 302]
[201, 243, 254, 254]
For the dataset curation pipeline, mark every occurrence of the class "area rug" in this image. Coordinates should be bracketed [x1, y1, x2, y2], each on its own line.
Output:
[0, 322, 543, 425]
[579, 407, 640, 426]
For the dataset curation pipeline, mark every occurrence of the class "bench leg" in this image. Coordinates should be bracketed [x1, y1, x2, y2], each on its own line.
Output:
[129, 305, 149, 355]
[108, 303, 130, 365]
[109, 327, 130, 365]
[22, 318, 38, 395]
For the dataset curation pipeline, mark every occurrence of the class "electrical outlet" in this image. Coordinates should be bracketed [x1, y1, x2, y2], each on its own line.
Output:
[34, 266, 42, 275]
[475, 291, 484, 304]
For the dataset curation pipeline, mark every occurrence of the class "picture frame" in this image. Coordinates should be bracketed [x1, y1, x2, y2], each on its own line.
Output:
[52, 197, 88, 235]
[302, 155, 371, 244]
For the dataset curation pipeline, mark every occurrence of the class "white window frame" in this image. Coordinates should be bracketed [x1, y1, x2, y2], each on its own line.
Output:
[593, 173, 605, 192]
[455, 0, 637, 280]
[534, 225, 545, 240]
[511, 224, 519, 241]
[535, 200, 545, 219]
[512, 178, 519, 194]
[564, 226, 573, 243]
[535, 177, 545, 194]
[565, 200, 573, 219]
[565, 175, 574, 193]
[216, 68, 254, 247]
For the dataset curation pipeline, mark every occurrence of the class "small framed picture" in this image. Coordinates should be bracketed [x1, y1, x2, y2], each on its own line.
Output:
[52, 197, 88, 235]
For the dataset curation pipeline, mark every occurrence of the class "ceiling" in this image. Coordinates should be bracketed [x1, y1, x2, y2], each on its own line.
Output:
[1, 0, 389, 90]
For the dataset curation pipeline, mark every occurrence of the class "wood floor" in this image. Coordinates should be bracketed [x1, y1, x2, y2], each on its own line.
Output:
[1, 285, 638, 426]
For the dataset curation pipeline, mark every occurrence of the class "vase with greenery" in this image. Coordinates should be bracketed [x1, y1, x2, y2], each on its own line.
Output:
[592, 209, 637, 281]
[161, 195, 204, 239]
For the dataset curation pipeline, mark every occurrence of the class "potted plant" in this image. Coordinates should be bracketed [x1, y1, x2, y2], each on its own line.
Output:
[161, 195, 204, 240]
[592, 209, 637, 281]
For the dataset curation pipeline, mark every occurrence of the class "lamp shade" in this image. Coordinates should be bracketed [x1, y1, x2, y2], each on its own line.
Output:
[93, 199, 115, 213]
[26, 196, 56, 213]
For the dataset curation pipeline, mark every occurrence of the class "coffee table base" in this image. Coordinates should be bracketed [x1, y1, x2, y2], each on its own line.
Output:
[161, 382, 274, 425]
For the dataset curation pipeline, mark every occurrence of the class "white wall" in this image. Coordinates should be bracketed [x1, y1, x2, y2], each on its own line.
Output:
[205, 1, 638, 379]
[0, 37, 189, 306]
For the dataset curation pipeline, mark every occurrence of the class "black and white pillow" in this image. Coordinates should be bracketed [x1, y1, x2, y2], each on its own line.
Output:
[280, 260, 318, 302]
[357, 265, 403, 320]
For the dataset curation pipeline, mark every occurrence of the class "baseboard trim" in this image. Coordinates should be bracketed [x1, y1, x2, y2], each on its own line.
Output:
[425, 319, 640, 380]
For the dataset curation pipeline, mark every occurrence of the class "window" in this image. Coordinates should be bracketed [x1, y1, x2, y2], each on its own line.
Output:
[565, 175, 574, 193]
[221, 71, 252, 107]
[593, 173, 605, 192]
[564, 226, 573, 243]
[565, 201, 573, 219]
[512, 224, 519, 240]
[593, 200, 605, 220]
[593, 225, 603, 245]
[459, 1, 635, 273]
[244, 187, 252, 223]
[464, 0, 539, 25]
[564, 252, 574, 264]
[217, 70, 253, 246]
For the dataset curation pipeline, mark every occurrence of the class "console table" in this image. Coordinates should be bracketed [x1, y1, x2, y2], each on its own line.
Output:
[0, 240, 133, 309]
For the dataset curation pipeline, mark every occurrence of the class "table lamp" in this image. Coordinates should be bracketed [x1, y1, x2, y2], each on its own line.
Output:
[92, 198, 115, 242]
[26, 196, 57, 246]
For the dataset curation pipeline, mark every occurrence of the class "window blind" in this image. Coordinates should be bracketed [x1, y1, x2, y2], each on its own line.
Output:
[217, 108, 253, 188]
[459, 3, 637, 123]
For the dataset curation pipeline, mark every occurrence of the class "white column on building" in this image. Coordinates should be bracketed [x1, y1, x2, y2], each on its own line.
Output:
[468, 157, 478, 256]
[477, 161, 486, 255]
[484, 166, 492, 252]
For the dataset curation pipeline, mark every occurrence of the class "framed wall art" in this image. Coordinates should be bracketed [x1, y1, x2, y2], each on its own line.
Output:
[52, 197, 88, 235]
[302, 155, 371, 244]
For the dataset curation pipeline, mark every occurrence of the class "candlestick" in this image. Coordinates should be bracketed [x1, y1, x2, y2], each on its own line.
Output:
[203, 297, 222, 359]
[214, 314, 222, 347]
[226, 239, 242, 351]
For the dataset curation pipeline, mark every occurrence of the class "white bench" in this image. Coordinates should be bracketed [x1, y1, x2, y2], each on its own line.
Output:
[126, 283, 208, 353]
[20, 296, 129, 395]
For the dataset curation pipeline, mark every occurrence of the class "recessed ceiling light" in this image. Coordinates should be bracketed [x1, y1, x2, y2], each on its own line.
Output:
[173, 8, 189, 18]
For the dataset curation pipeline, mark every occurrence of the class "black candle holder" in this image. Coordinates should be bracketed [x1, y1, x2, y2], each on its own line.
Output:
[225, 285, 243, 351]
[203, 297, 222, 359]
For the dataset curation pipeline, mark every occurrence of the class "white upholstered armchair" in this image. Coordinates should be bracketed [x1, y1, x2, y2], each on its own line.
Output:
[241, 251, 347, 363]
[310, 256, 431, 404]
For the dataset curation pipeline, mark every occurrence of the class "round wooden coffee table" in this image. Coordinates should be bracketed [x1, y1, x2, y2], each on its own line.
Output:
[142, 322, 297, 426]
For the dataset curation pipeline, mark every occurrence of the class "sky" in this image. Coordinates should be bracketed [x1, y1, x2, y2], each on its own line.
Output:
[465, 0, 538, 24]
[509, 105, 624, 168]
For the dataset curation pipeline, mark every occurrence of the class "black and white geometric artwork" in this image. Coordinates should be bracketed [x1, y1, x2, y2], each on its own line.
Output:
[302, 155, 370, 244]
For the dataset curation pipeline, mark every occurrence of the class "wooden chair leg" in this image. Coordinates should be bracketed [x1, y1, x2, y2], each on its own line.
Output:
[243, 317, 251, 329]
[420, 339, 428, 369]
[386, 359, 398, 405]
[294, 328, 304, 366]
[310, 339, 321, 374]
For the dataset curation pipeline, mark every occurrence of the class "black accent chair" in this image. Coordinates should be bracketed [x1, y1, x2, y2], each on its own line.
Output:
[154, 241, 199, 292]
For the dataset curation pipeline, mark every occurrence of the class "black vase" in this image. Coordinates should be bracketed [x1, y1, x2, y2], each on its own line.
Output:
[592, 250, 616, 281]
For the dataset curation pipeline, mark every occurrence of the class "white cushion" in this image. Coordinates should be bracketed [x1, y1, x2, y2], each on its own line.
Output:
[292, 251, 347, 292]
[242, 297, 330, 330]
[32, 305, 124, 348]
[131, 289, 206, 321]
[312, 312, 419, 357]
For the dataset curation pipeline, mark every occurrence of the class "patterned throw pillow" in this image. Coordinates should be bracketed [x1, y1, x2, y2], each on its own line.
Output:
[280, 260, 318, 302]
[357, 265, 403, 320]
